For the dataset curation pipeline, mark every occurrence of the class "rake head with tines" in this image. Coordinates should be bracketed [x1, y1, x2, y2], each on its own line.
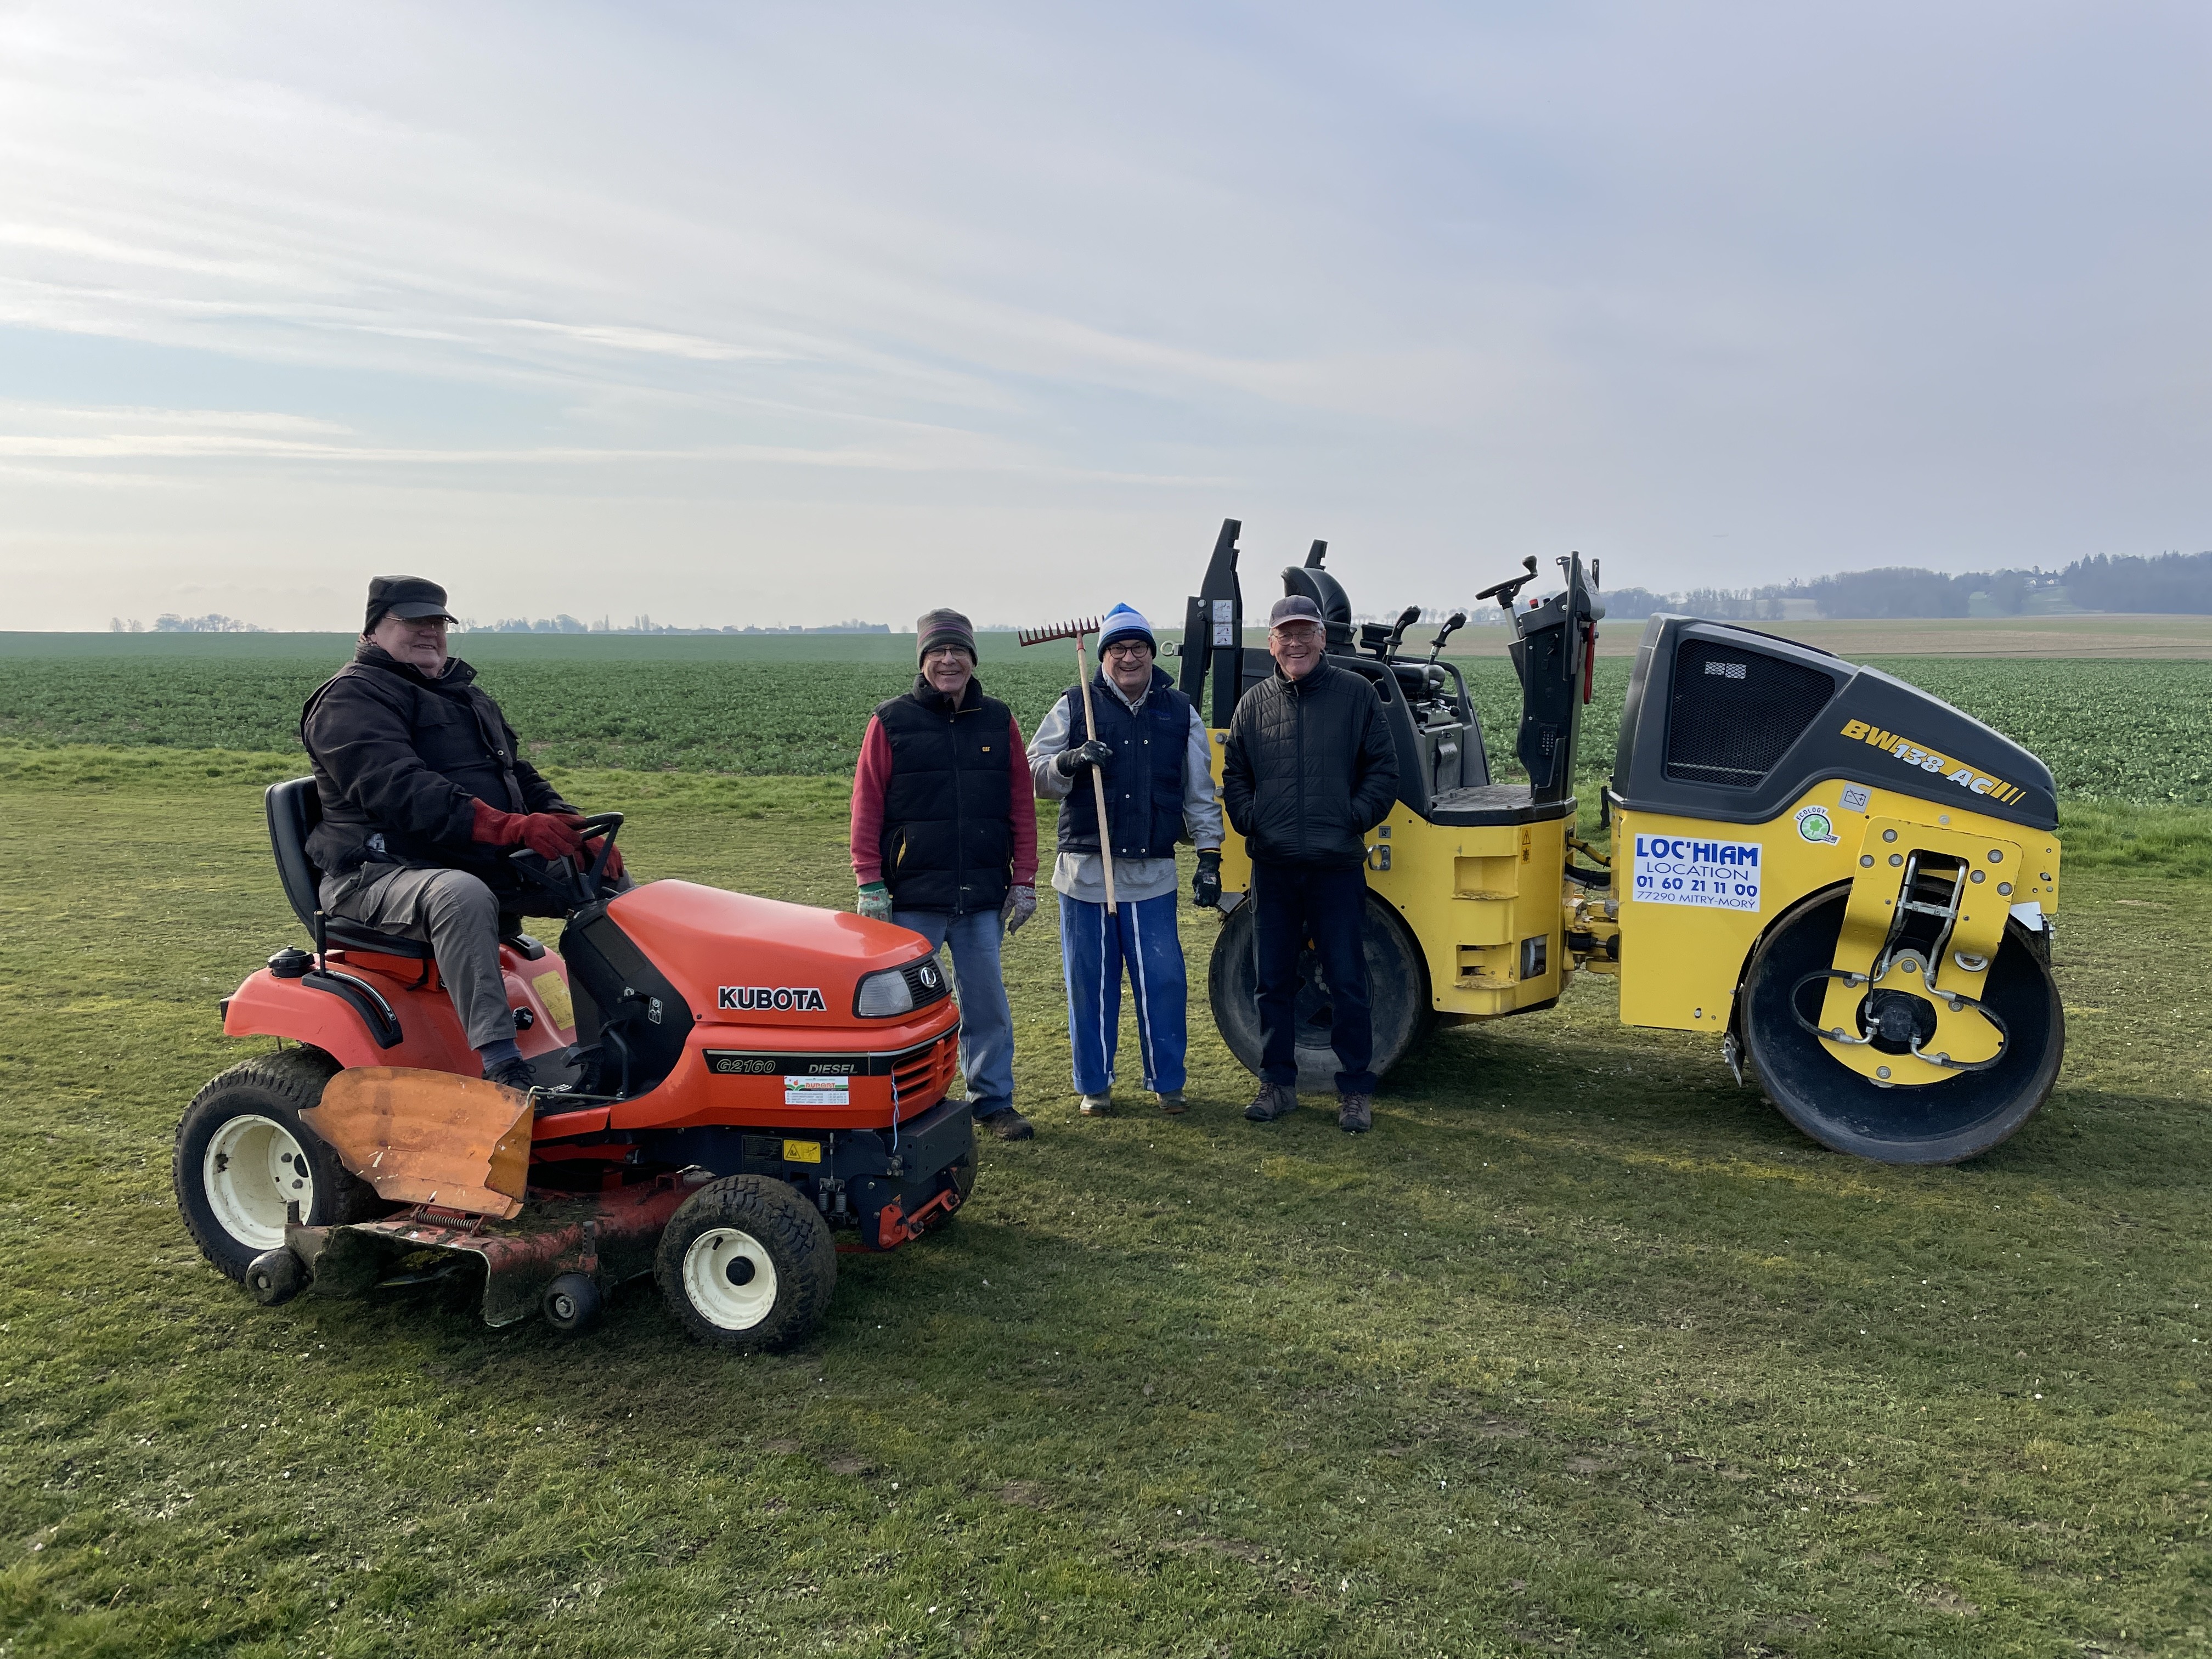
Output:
[1017, 617, 1099, 648]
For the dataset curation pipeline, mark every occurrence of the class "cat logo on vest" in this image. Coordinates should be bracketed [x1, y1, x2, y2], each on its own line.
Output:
[717, 986, 828, 1012]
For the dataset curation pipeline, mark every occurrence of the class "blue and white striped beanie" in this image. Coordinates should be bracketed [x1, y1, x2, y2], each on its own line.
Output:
[1098, 603, 1155, 652]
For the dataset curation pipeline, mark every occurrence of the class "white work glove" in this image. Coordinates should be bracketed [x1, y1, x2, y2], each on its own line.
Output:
[1002, 884, 1037, 934]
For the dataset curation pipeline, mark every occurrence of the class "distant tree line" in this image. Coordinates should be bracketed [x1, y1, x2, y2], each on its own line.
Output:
[471, 614, 894, 634]
[1598, 550, 2212, 620]
[110, 614, 268, 633]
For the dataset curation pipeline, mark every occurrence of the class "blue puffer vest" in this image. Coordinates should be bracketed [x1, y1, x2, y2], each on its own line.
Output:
[1058, 667, 1190, 860]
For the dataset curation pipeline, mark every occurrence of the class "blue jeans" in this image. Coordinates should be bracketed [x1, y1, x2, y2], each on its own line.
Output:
[893, 908, 1017, 1119]
[1058, 891, 1187, 1096]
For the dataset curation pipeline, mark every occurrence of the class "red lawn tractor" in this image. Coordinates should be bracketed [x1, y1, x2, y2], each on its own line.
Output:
[173, 780, 973, 1350]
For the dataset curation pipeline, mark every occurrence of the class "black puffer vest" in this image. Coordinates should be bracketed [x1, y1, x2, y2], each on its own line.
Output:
[1057, 668, 1190, 860]
[876, 675, 1015, 914]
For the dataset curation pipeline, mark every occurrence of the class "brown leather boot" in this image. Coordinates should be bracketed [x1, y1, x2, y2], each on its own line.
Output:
[1243, 1082, 1299, 1122]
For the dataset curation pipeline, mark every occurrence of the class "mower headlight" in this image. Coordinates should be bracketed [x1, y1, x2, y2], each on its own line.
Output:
[854, 965, 917, 1018]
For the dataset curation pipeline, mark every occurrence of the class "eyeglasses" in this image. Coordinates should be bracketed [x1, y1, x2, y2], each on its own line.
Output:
[1102, 641, 1152, 659]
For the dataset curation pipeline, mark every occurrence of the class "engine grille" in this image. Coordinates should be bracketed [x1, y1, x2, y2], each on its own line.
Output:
[892, 1032, 958, 1103]
[1664, 639, 1837, 789]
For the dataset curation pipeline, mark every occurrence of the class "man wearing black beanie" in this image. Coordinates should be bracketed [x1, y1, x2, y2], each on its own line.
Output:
[848, 608, 1041, 1141]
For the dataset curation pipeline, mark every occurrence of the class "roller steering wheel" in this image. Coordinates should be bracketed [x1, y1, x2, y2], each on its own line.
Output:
[509, 811, 625, 904]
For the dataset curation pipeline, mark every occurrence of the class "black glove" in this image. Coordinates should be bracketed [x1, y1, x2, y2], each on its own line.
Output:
[1054, 738, 1113, 777]
[1192, 849, 1222, 909]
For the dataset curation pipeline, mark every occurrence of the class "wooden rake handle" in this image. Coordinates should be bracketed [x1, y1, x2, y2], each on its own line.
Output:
[1073, 634, 1118, 914]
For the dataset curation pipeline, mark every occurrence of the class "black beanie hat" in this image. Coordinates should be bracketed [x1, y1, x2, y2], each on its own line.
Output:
[363, 574, 455, 635]
[916, 607, 978, 665]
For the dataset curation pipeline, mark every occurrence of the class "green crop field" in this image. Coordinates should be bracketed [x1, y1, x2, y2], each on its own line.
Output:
[3, 634, 2210, 1657]
[4, 635, 2210, 804]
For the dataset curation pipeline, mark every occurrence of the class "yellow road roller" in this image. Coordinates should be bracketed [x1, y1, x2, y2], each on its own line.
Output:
[1178, 519, 2063, 1165]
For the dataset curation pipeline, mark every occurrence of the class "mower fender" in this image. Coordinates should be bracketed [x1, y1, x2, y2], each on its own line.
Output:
[223, 947, 578, 1073]
[223, 967, 411, 1070]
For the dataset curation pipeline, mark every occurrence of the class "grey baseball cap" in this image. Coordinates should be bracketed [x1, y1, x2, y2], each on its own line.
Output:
[1267, 595, 1324, 628]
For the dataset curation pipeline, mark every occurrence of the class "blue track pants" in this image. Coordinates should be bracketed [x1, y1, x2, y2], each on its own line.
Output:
[1058, 890, 1187, 1096]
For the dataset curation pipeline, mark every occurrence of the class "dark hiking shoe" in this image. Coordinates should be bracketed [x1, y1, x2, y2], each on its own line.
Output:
[484, 1056, 538, 1094]
[1337, 1093, 1374, 1134]
[1244, 1082, 1299, 1122]
[980, 1107, 1035, 1141]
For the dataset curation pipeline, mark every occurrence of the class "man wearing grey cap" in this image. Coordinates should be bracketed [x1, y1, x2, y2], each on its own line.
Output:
[300, 576, 624, 1093]
[849, 608, 1041, 1141]
[1221, 594, 1400, 1132]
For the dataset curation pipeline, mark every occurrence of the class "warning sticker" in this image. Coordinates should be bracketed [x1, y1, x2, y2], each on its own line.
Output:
[784, 1076, 850, 1106]
[1630, 836, 1762, 912]
[530, 970, 574, 1032]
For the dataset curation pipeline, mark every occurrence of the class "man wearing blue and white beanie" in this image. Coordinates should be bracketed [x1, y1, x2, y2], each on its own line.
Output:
[1026, 603, 1223, 1116]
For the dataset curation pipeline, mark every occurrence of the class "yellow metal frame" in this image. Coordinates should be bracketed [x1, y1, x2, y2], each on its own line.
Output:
[1615, 788, 2060, 1068]
[1210, 727, 2062, 1073]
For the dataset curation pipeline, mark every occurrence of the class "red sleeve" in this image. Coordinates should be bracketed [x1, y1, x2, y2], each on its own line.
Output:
[1008, 713, 1039, 885]
[850, 717, 893, 884]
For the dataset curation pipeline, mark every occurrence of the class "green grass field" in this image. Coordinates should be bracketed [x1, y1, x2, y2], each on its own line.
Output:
[2, 737, 2208, 1658]
[5, 635, 2210, 803]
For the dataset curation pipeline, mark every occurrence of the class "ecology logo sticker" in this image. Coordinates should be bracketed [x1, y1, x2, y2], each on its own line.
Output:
[1795, 805, 1841, 845]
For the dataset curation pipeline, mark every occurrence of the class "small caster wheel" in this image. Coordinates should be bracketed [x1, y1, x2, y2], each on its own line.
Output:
[246, 1247, 307, 1306]
[542, 1272, 602, 1335]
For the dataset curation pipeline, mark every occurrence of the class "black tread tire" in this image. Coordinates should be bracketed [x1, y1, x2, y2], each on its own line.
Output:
[542, 1272, 603, 1336]
[174, 1047, 388, 1283]
[653, 1175, 837, 1352]
[1208, 893, 1434, 1093]
[1739, 886, 2065, 1165]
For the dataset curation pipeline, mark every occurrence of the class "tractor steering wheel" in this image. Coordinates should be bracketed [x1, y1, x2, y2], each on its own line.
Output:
[509, 811, 625, 904]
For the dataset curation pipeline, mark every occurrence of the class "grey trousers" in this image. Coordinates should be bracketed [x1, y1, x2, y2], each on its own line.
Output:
[319, 866, 510, 1050]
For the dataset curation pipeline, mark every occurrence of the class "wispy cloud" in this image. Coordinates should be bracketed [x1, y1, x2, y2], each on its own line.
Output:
[2, 2, 2208, 627]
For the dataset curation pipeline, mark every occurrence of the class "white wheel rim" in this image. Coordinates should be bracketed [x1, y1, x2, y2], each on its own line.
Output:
[203, 1113, 313, 1251]
[681, 1226, 778, 1330]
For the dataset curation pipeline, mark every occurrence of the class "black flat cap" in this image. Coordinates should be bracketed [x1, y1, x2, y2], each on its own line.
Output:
[364, 575, 455, 633]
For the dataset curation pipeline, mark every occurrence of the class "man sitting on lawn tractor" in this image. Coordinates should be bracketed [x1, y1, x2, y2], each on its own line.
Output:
[300, 574, 624, 1093]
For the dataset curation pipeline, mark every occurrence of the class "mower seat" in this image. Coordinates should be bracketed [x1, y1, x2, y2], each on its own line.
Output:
[266, 779, 433, 959]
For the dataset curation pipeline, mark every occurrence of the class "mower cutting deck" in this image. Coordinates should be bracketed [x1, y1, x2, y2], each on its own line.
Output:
[177, 795, 974, 1349]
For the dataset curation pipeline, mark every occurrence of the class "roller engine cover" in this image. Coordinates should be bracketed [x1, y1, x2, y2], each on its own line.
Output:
[1612, 618, 2056, 831]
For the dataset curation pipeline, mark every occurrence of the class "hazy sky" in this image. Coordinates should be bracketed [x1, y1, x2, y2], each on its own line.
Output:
[4, 3, 2208, 629]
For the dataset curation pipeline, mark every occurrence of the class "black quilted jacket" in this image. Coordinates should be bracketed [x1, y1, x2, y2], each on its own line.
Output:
[1221, 656, 1399, 868]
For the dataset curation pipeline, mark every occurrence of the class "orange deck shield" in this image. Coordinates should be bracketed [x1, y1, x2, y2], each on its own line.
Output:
[305, 1068, 534, 1220]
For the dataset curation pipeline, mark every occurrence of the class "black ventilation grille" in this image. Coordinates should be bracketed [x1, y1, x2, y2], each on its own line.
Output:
[1664, 640, 1837, 789]
[901, 955, 952, 1008]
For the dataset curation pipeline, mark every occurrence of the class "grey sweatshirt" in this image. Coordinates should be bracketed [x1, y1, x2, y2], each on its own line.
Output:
[1026, 676, 1223, 904]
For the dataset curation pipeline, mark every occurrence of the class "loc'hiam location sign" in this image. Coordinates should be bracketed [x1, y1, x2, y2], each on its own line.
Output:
[1629, 834, 1763, 912]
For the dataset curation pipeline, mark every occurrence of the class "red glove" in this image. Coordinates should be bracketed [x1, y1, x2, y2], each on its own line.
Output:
[471, 798, 585, 859]
[583, 836, 625, 881]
